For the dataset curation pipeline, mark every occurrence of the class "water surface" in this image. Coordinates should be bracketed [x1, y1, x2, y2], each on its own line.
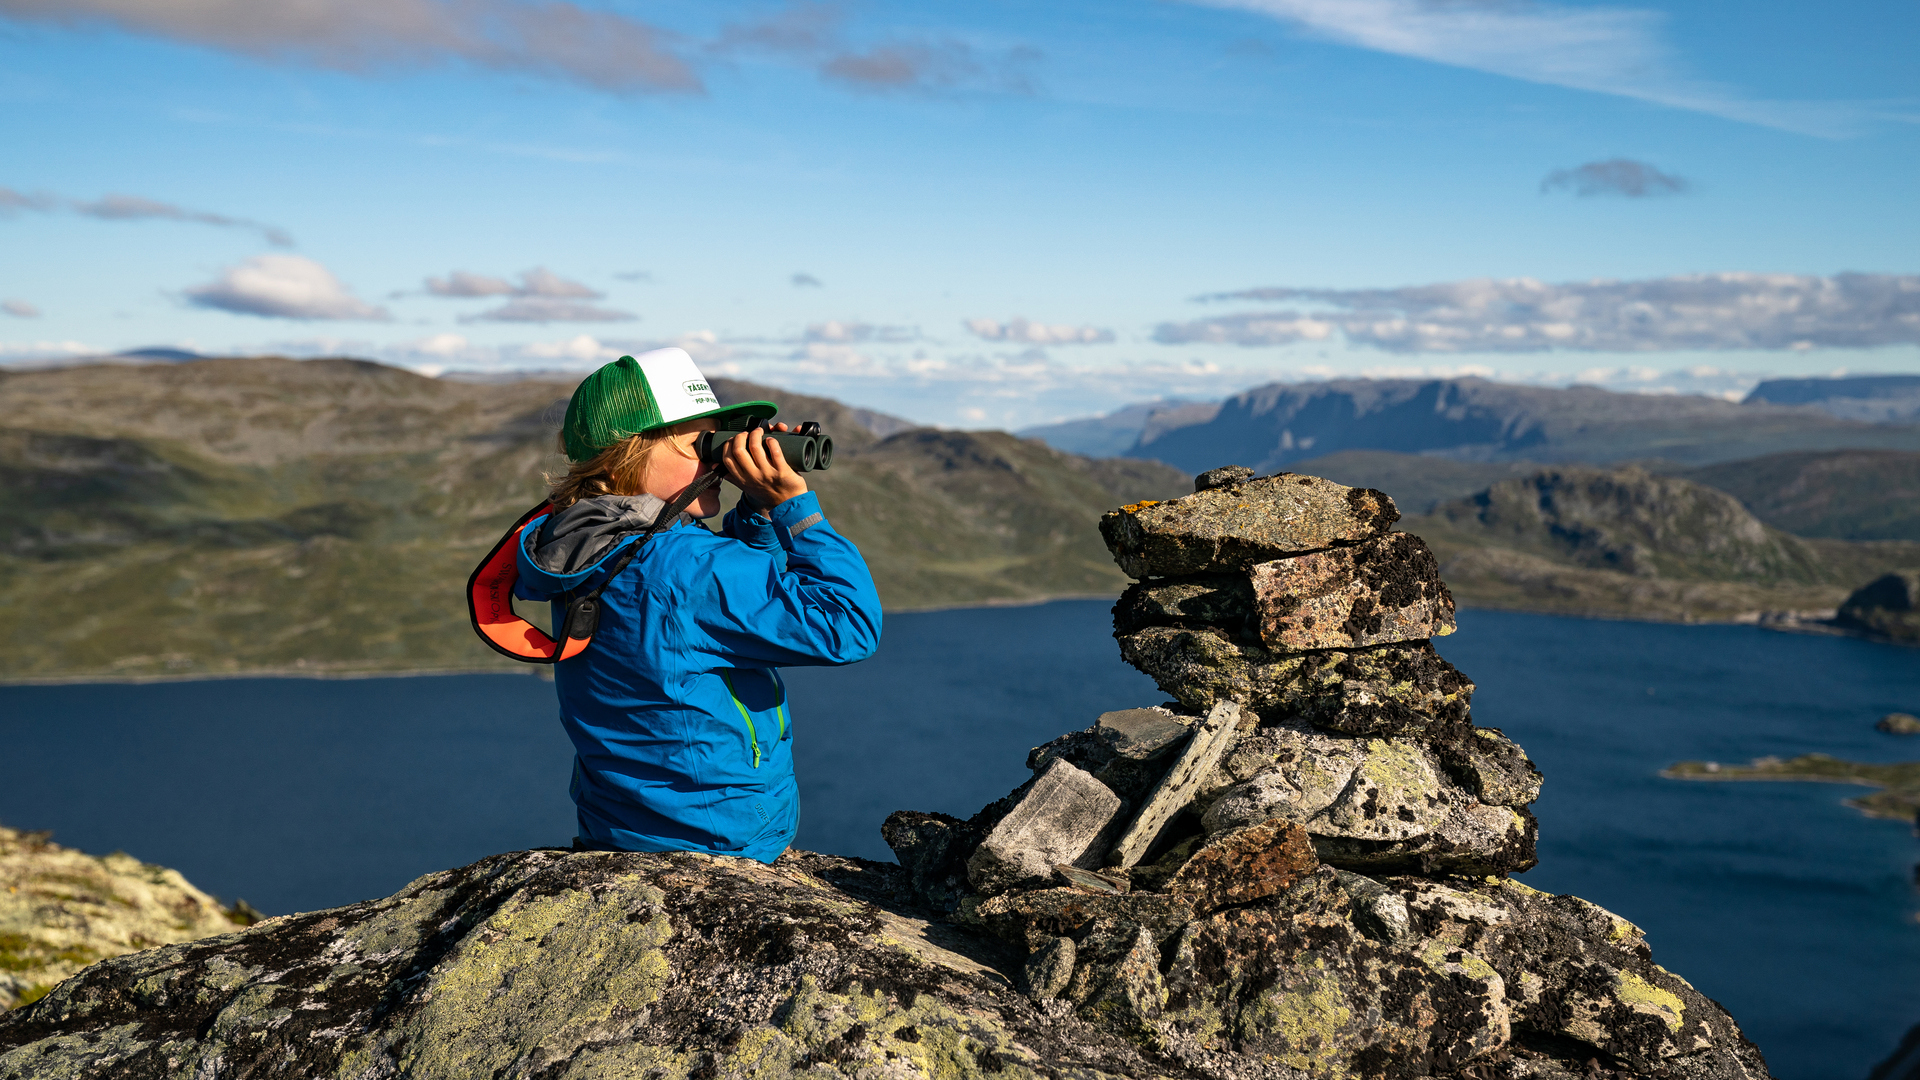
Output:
[2, 604, 1915, 1079]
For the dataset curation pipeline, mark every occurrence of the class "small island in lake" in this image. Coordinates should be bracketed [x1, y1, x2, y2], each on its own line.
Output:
[1663, 754, 1920, 822]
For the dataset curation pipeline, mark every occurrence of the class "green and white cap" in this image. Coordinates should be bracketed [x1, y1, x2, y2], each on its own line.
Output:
[561, 348, 776, 462]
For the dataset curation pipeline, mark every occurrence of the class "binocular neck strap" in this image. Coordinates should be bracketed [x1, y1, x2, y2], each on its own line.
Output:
[573, 469, 722, 603]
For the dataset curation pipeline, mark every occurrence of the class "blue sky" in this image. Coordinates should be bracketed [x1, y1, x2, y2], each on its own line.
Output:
[2, 0, 1916, 427]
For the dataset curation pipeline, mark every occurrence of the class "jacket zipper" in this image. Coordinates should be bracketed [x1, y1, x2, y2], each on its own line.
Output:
[772, 670, 789, 741]
[721, 673, 761, 768]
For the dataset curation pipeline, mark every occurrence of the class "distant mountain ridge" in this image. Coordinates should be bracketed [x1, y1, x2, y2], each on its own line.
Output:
[1745, 374, 1920, 423]
[1023, 375, 1920, 474]
[1126, 377, 1920, 474]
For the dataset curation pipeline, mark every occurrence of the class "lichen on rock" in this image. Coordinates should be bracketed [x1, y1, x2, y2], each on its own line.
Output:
[0, 826, 249, 1012]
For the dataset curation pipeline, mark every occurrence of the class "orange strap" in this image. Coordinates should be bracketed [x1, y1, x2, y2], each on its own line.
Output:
[467, 502, 592, 664]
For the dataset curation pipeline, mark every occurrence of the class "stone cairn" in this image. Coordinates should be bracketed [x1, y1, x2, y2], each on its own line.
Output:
[884, 466, 1771, 1080]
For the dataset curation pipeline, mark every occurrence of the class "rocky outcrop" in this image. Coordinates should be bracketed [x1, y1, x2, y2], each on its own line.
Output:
[0, 467, 1772, 1080]
[1837, 571, 1920, 643]
[0, 826, 252, 1011]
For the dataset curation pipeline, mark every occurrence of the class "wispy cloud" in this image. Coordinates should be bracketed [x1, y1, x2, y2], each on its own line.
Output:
[1541, 158, 1688, 198]
[0, 187, 57, 213]
[791, 272, 824, 288]
[2, 299, 39, 318]
[715, 4, 1037, 96]
[0, 185, 294, 244]
[1164, 273, 1920, 352]
[72, 193, 293, 245]
[965, 317, 1115, 346]
[0, 0, 698, 94]
[1185, 0, 1858, 136]
[461, 298, 635, 323]
[424, 266, 600, 299]
[185, 255, 389, 320]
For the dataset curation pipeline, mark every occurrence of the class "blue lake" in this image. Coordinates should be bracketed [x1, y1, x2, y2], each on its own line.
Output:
[2, 603, 1917, 1080]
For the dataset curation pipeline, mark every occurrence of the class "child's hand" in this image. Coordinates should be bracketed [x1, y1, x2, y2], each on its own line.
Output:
[722, 423, 809, 512]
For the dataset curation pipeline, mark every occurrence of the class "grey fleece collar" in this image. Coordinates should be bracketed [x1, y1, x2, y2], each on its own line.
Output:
[530, 494, 694, 575]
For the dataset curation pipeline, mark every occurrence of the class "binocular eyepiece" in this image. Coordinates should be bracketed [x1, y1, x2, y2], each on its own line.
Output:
[697, 418, 834, 473]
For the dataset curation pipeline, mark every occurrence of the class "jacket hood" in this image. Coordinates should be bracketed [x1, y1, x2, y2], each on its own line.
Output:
[514, 494, 696, 598]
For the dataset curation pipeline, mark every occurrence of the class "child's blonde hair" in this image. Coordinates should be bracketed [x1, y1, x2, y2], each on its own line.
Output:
[546, 431, 671, 510]
[544, 421, 708, 510]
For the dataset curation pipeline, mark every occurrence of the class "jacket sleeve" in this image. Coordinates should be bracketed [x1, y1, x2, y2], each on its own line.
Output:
[719, 501, 788, 572]
[687, 491, 883, 667]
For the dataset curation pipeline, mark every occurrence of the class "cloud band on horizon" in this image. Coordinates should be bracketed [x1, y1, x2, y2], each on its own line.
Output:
[1161, 273, 1920, 353]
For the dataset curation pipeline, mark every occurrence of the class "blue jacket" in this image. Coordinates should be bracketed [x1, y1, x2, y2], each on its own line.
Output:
[512, 490, 882, 862]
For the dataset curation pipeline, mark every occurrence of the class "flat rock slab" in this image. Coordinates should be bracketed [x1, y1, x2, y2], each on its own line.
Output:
[1117, 629, 1475, 737]
[1166, 817, 1319, 915]
[1108, 701, 1242, 868]
[966, 759, 1122, 896]
[1100, 473, 1399, 578]
[1252, 532, 1456, 651]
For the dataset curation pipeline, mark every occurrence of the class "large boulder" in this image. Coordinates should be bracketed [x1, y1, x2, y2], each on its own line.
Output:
[0, 849, 1175, 1080]
[1100, 474, 1400, 579]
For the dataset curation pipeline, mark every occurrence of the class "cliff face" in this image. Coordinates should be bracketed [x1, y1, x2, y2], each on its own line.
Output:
[0, 468, 1773, 1079]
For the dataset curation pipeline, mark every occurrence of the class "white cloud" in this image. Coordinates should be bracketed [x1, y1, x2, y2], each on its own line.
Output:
[406, 332, 471, 357]
[0, 0, 698, 94]
[965, 317, 1115, 345]
[185, 255, 390, 320]
[804, 321, 915, 343]
[1162, 273, 1920, 353]
[0, 339, 96, 360]
[519, 334, 618, 362]
[2, 299, 39, 318]
[1187, 0, 1858, 136]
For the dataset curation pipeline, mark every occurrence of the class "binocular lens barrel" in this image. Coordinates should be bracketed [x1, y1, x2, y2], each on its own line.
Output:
[698, 426, 833, 472]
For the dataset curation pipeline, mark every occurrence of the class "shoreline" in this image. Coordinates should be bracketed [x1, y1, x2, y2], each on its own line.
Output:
[2, 597, 1907, 688]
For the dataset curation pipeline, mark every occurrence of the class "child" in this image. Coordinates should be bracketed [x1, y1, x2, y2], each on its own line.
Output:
[511, 348, 882, 862]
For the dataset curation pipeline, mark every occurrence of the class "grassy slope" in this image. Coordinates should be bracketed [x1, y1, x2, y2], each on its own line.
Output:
[1676, 449, 1920, 541]
[0, 358, 1188, 681]
[1399, 466, 1920, 622]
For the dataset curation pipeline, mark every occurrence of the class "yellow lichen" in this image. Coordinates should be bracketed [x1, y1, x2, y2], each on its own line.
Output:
[1613, 971, 1685, 1033]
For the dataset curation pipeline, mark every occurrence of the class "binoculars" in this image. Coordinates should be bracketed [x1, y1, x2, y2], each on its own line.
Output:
[697, 418, 834, 472]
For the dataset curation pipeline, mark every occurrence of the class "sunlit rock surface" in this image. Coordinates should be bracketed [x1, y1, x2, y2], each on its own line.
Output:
[0, 826, 249, 1012]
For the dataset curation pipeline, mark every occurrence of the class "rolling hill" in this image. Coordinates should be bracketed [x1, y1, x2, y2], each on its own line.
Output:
[0, 358, 1188, 682]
